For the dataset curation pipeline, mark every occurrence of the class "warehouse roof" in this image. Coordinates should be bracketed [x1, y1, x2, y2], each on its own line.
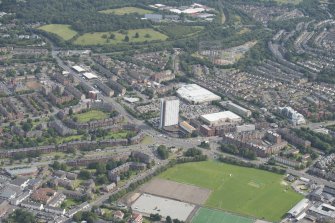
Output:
[176, 84, 221, 104]
[72, 65, 85, 73]
[83, 72, 98, 79]
[201, 111, 241, 123]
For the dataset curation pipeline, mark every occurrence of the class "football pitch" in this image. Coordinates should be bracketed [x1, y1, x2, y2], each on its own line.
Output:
[159, 161, 303, 222]
[192, 208, 254, 223]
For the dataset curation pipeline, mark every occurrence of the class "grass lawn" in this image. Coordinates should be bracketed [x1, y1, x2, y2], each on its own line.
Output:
[61, 198, 80, 210]
[192, 208, 254, 223]
[56, 135, 83, 144]
[74, 110, 108, 123]
[73, 28, 168, 46]
[141, 135, 153, 145]
[159, 161, 303, 222]
[105, 130, 131, 139]
[99, 7, 153, 15]
[160, 25, 204, 39]
[38, 24, 77, 41]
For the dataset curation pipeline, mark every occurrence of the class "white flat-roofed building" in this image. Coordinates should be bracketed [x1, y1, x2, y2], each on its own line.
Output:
[201, 111, 242, 126]
[176, 84, 221, 104]
[287, 198, 309, 218]
[131, 193, 195, 221]
[83, 72, 98, 80]
[160, 98, 180, 128]
[182, 8, 205, 14]
[124, 97, 140, 103]
[222, 101, 252, 117]
[72, 65, 86, 73]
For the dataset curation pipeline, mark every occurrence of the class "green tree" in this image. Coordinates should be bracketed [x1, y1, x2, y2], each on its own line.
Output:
[5, 209, 36, 223]
[95, 163, 106, 175]
[124, 35, 129, 42]
[79, 170, 92, 180]
[166, 216, 172, 223]
[157, 145, 169, 160]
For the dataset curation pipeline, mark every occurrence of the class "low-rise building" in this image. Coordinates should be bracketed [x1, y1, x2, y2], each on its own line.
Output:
[66, 202, 90, 218]
[31, 188, 56, 204]
[179, 121, 196, 134]
[21, 201, 44, 210]
[114, 210, 124, 220]
[45, 205, 66, 215]
[103, 183, 116, 192]
[222, 101, 252, 117]
[201, 111, 242, 127]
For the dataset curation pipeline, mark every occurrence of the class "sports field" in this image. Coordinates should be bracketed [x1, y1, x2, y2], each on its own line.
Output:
[192, 208, 254, 223]
[74, 110, 108, 123]
[99, 7, 153, 15]
[159, 161, 303, 222]
[38, 24, 77, 41]
[73, 28, 168, 46]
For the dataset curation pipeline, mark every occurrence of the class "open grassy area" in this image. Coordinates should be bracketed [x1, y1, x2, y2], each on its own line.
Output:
[99, 7, 153, 15]
[73, 28, 168, 46]
[56, 135, 83, 144]
[192, 208, 254, 223]
[61, 198, 81, 210]
[38, 24, 77, 41]
[159, 161, 303, 222]
[104, 130, 133, 140]
[160, 25, 204, 39]
[74, 110, 108, 123]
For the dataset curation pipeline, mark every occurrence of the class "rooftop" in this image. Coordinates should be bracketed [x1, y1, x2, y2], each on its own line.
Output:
[83, 72, 98, 79]
[201, 111, 242, 122]
[177, 84, 221, 104]
[72, 65, 85, 73]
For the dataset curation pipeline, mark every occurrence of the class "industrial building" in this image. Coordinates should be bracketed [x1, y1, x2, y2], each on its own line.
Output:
[160, 98, 180, 128]
[176, 84, 221, 104]
[221, 101, 252, 117]
[201, 111, 242, 126]
[287, 198, 309, 218]
[72, 65, 85, 73]
[83, 72, 98, 80]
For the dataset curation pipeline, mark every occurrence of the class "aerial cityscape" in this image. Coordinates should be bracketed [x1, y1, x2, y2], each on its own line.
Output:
[0, 0, 334, 222]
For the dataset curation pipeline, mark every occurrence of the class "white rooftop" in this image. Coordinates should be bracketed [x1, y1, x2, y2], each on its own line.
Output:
[201, 111, 241, 122]
[177, 84, 221, 104]
[83, 72, 98, 79]
[124, 97, 140, 103]
[72, 65, 85, 73]
[131, 194, 195, 221]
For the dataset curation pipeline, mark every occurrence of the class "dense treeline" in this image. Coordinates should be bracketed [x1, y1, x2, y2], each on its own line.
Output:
[293, 128, 335, 154]
[218, 156, 286, 175]
[4, 209, 36, 223]
[298, 0, 329, 20]
[220, 143, 256, 160]
[1, 0, 151, 33]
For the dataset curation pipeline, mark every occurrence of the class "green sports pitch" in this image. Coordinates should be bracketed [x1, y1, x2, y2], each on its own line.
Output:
[192, 208, 255, 223]
[159, 161, 303, 222]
